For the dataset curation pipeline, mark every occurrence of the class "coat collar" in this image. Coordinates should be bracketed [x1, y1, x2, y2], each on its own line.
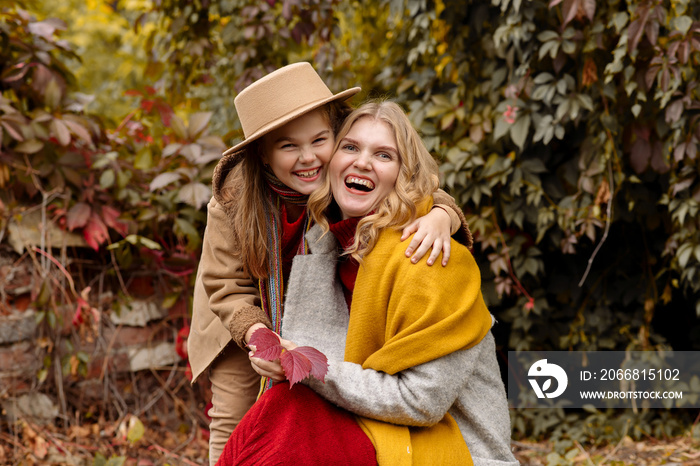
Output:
[212, 149, 246, 203]
[305, 224, 338, 255]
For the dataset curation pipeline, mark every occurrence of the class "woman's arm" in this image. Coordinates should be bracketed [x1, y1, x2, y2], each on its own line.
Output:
[305, 339, 488, 426]
[199, 198, 271, 348]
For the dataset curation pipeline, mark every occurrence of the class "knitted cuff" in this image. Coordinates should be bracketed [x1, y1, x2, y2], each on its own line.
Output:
[229, 305, 272, 348]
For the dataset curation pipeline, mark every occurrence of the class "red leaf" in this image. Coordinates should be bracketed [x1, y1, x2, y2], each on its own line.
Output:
[650, 140, 669, 173]
[582, 0, 595, 21]
[256, 344, 283, 361]
[248, 327, 282, 361]
[66, 202, 91, 231]
[630, 137, 651, 174]
[175, 325, 189, 360]
[2, 63, 31, 83]
[280, 350, 312, 388]
[628, 4, 651, 53]
[561, 0, 578, 27]
[156, 102, 173, 127]
[72, 299, 86, 326]
[102, 205, 129, 236]
[141, 100, 154, 112]
[249, 328, 329, 387]
[83, 213, 110, 250]
[293, 346, 328, 382]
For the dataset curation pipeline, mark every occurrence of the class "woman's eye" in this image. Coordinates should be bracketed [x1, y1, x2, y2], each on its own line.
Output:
[377, 152, 392, 160]
[342, 144, 357, 151]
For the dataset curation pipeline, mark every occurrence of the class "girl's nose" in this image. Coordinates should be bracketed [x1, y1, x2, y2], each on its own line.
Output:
[299, 146, 315, 163]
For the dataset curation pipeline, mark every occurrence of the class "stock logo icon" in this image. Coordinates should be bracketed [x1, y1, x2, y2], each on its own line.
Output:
[528, 359, 568, 399]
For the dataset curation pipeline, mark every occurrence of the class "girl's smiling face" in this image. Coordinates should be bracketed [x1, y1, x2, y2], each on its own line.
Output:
[329, 117, 401, 219]
[263, 108, 334, 195]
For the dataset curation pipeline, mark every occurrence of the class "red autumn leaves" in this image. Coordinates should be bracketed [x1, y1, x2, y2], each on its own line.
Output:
[248, 328, 329, 388]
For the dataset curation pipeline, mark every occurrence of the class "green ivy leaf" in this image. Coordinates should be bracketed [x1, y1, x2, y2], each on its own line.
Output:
[510, 114, 531, 150]
[14, 139, 44, 154]
[178, 181, 212, 209]
[99, 169, 115, 189]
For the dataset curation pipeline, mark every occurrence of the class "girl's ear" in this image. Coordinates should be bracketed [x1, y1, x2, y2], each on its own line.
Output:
[259, 145, 269, 165]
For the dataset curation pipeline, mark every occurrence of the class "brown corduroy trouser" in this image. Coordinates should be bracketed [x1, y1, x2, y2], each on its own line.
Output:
[207, 344, 260, 465]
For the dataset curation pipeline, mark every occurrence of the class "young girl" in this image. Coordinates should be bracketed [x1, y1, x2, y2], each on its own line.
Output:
[187, 63, 471, 464]
[219, 100, 517, 466]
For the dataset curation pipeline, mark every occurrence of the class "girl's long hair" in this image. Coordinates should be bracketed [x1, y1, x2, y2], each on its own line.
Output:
[308, 100, 439, 261]
[218, 101, 352, 279]
[217, 140, 272, 279]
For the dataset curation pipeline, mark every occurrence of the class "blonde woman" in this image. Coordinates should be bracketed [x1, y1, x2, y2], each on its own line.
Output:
[219, 101, 517, 466]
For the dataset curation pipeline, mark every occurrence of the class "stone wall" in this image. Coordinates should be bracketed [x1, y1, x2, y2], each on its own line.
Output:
[0, 251, 190, 424]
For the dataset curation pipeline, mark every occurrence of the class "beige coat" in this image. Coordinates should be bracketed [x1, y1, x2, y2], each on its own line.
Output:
[188, 151, 471, 383]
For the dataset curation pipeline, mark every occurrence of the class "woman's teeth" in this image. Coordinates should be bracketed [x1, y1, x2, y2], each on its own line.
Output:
[345, 176, 374, 191]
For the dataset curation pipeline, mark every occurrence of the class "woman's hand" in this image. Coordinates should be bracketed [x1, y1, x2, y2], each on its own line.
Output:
[401, 207, 452, 266]
[248, 333, 297, 382]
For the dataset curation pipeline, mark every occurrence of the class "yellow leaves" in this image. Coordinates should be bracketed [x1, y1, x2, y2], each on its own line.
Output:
[118, 0, 153, 11]
[435, 55, 453, 80]
[662, 283, 673, 305]
[117, 414, 145, 445]
[594, 178, 610, 206]
[28, 0, 150, 121]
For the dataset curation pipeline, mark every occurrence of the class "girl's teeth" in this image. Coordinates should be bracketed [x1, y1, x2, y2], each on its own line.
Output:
[296, 168, 319, 178]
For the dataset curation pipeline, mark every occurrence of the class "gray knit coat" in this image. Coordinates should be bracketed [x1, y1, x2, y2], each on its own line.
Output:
[281, 224, 519, 466]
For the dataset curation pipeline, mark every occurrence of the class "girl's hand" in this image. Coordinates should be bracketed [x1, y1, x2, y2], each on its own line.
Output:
[401, 207, 452, 266]
[248, 334, 297, 381]
[248, 351, 286, 381]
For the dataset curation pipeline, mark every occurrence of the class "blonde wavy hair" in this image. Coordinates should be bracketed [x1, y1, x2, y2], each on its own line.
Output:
[308, 100, 440, 261]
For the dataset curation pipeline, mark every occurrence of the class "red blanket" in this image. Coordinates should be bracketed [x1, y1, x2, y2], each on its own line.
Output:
[216, 382, 377, 465]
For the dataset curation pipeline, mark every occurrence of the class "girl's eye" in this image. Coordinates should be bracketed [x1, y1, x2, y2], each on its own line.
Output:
[281, 143, 295, 149]
[313, 137, 327, 144]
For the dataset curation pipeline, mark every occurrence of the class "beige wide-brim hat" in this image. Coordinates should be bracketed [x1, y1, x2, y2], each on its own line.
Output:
[223, 62, 361, 156]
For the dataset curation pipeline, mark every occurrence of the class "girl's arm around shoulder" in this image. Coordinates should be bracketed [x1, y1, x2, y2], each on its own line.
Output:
[431, 188, 473, 248]
[401, 189, 473, 266]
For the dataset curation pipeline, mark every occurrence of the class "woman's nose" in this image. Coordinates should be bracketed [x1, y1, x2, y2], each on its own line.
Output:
[353, 152, 371, 170]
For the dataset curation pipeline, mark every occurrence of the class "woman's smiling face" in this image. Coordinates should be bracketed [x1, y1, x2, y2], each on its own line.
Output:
[329, 117, 401, 219]
[262, 108, 334, 195]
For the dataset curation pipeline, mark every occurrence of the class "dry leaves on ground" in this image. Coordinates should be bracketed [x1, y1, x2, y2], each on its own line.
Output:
[1, 416, 699, 465]
[513, 434, 700, 465]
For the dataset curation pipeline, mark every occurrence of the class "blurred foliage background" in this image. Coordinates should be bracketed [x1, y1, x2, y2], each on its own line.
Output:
[2, 0, 700, 457]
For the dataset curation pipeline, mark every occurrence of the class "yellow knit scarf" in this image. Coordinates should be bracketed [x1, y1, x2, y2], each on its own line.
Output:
[345, 225, 492, 465]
